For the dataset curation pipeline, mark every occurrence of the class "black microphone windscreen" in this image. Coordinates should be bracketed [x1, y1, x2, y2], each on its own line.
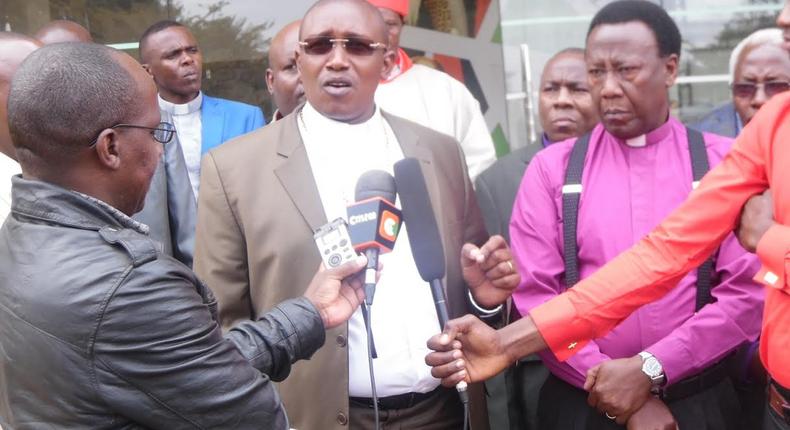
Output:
[393, 158, 446, 281]
[355, 170, 397, 203]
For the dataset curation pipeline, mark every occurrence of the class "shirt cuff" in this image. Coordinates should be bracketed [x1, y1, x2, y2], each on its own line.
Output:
[647, 337, 692, 385]
[754, 223, 790, 289]
[529, 294, 592, 362]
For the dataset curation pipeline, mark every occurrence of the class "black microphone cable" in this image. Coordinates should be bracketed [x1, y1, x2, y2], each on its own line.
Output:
[360, 302, 380, 430]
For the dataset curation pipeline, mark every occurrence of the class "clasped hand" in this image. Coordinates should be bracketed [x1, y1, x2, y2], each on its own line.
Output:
[585, 357, 677, 430]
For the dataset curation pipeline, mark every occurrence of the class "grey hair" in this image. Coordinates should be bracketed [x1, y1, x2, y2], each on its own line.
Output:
[729, 28, 784, 83]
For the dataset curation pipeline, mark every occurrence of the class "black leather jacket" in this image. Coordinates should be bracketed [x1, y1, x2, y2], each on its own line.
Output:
[0, 177, 325, 429]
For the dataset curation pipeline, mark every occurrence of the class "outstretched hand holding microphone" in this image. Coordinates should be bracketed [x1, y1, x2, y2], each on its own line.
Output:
[302, 254, 379, 329]
[392, 158, 521, 412]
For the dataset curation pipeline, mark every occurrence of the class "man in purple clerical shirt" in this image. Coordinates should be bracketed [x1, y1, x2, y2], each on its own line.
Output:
[504, 2, 764, 429]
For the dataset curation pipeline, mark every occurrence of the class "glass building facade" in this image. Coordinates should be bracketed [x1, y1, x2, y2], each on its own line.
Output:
[0, 0, 783, 154]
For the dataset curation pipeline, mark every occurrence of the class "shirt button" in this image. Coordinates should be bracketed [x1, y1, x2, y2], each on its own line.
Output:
[336, 411, 348, 425]
[336, 334, 347, 347]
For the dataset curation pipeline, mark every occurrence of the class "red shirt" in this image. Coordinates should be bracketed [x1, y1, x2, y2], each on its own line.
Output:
[530, 92, 790, 387]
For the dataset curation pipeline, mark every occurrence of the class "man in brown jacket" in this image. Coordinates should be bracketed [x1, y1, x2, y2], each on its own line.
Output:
[193, 0, 518, 429]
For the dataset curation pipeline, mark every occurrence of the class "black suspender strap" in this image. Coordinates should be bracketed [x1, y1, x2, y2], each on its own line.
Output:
[686, 127, 716, 311]
[561, 128, 717, 310]
[561, 133, 591, 287]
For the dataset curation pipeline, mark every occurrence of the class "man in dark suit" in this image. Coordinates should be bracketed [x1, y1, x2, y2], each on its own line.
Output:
[193, 1, 519, 429]
[475, 48, 597, 242]
[474, 47, 598, 430]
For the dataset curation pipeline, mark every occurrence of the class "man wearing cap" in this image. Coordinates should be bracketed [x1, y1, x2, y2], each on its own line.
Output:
[369, 0, 496, 181]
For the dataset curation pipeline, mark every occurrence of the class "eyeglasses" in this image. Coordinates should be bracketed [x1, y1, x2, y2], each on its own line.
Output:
[88, 122, 176, 147]
[298, 36, 387, 56]
[731, 80, 790, 99]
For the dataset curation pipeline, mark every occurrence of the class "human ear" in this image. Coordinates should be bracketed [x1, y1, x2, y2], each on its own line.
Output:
[93, 129, 121, 170]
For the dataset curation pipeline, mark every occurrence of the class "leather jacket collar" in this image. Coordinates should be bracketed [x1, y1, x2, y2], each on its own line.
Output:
[10, 175, 149, 235]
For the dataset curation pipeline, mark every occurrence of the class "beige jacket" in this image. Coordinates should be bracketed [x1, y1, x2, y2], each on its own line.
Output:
[194, 111, 489, 430]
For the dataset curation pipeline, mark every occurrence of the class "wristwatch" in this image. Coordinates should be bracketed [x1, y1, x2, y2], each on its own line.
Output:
[638, 351, 666, 388]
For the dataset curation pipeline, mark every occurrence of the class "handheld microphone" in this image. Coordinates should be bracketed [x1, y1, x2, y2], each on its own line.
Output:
[346, 170, 402, 305]
[347, 170, 402, 430]
[393, 158, 469, 400]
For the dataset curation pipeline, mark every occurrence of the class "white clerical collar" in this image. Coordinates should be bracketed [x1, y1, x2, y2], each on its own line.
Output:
[625, 134, 647, 147]
[300, 100, 383, 131]
[158, 91, 203, 116]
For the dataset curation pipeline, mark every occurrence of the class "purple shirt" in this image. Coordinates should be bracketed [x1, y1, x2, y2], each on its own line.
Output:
[542, 133, 552, 148]
[510, 117, 764, 388]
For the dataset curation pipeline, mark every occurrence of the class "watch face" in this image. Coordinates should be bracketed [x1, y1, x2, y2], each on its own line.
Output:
[643, 357, 662, 378]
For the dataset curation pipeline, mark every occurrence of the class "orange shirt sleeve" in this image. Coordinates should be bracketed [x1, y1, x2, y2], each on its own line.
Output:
[755, 224, 790, 290]
[531, 105, 777, 361]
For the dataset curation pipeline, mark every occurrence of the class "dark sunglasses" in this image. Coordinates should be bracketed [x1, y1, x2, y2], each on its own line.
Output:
[731, 80, 790, 99]
[88, 122, 176, 147]
[298, 36, 387, 56]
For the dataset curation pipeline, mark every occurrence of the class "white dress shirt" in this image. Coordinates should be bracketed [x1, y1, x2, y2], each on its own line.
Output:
[0, 152, 21, 223]
[376, 64, 496, 182]
[299, 101, 442, 397]
[159, 92, 203, 199]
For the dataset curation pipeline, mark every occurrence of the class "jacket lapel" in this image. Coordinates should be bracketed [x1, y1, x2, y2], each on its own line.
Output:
[384, 111, 444, 223]
[201, 96, 225, 154]
[384, 112, 451, 288]
[273, 113, 326, 231]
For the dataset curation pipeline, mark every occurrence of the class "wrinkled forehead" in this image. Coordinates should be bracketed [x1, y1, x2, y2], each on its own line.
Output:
[148, 26, 198, 53]
[739, 43, 790, 69]
[301, 3, 386, 42]
[586, 22, 660, 61]
[542, 54, 587, 82]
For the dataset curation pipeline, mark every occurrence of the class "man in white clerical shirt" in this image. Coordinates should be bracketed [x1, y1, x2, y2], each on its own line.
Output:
[193, 1, 519, 429]
[0, 33, 41, 224]
[369, 0, 497, 181]
[132, 20, 265, 268]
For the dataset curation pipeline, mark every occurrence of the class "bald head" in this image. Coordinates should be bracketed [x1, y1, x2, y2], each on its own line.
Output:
[270, 21, 301, 65]
[33, 20, 93, 44]
[0, 32, 42, 159]
[301, 0, 389, 42]
[267, 21, 305, 117]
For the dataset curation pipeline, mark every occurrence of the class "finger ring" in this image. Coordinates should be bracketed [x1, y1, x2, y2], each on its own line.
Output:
[605, 413, 616, 420]
[506, 261, 514, 273]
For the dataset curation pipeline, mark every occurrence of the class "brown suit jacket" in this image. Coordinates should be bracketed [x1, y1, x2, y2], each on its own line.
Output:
[194, 110, 490, 430]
